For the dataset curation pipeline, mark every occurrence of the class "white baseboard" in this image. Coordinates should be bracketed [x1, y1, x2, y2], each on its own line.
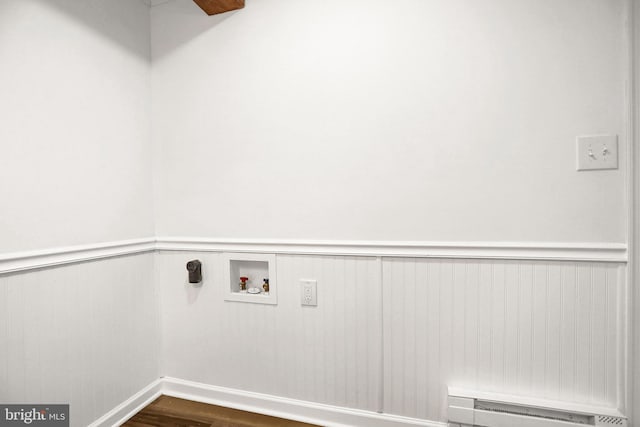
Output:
[161, 377, 445, 427]
[92, 376, 445, 427]
[88, 379, 163, 427]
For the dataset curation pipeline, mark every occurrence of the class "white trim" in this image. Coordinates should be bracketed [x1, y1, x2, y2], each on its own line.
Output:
[0, 238, 156, 275]
[88, 379, 163, 427]
[156, 237, 627, 263]
[628, 0, 640, 423]
[0, 237, 628, 275]
[85, 377, 636, 427]
[161, 377, 445, 427]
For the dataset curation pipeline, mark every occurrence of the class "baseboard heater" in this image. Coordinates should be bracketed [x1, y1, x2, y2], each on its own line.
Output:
[448, 388, 627, 427]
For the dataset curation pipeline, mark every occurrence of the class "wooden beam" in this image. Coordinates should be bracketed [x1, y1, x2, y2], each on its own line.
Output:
[193, 0, 244, 15]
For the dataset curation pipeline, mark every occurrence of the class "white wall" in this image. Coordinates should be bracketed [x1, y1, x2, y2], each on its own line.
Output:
[0, 1, 633, 426]
[0, 3, 160, 426]
[151, 0, 627, 244]
[0, 0, 154, 253]
[631, 0, 640, 423]
[150, 0, 633, 424]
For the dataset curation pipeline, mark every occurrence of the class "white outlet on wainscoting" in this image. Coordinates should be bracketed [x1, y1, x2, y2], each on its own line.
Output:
[300, 279, 317, 306]
[576, 134, 618, 171]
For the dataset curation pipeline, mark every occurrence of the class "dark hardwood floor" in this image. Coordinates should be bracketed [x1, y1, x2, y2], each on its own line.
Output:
[123, 395, 321, 427]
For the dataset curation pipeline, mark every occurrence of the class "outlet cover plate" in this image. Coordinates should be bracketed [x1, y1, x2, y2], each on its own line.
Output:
[576, 134, 618, 171]
[300, 279, 317, 306]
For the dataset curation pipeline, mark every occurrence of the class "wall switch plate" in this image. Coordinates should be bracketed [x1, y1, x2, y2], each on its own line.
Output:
[576, 135, 618, 171]
[300, 279, 317, 306]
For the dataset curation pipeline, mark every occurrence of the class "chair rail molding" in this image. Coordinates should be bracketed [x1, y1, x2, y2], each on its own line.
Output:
[0, 238, 156, 274]
[0, 237, 627, 275]
[156, 237, 627, 263]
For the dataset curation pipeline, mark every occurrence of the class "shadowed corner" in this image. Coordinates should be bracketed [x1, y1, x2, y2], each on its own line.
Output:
[0, 0, 153, 61]
[150, 0, 240, 63]
[0, 0, 241, 65]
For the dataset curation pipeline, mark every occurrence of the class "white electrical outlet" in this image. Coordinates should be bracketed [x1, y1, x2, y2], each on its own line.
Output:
[300, 279, 317, 306]
[576, 134, 618, 171]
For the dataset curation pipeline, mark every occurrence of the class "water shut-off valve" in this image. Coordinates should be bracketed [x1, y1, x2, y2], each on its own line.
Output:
[186, 260, 202, 284]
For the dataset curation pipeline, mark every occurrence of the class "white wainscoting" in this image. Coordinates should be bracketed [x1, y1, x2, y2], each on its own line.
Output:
[156, 249, 627, 425]
[0, 240, 629, 426]
[382, 258, 625, 422]
[158, 251, 383, 413]
[0, 253, 160, 427]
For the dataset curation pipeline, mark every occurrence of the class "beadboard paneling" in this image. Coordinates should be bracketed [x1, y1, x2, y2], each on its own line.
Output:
[158, 252, 382, 412]
[0, 254, 160, 427]
[382, 258, 624, 422]
[158, 252, 626, 423]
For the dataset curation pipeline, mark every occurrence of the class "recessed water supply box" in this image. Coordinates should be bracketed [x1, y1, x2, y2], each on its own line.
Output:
[222, 253, 277, 305]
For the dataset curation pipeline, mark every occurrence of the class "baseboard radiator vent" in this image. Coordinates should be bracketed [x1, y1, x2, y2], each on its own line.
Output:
[447, 388, 627, 427]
